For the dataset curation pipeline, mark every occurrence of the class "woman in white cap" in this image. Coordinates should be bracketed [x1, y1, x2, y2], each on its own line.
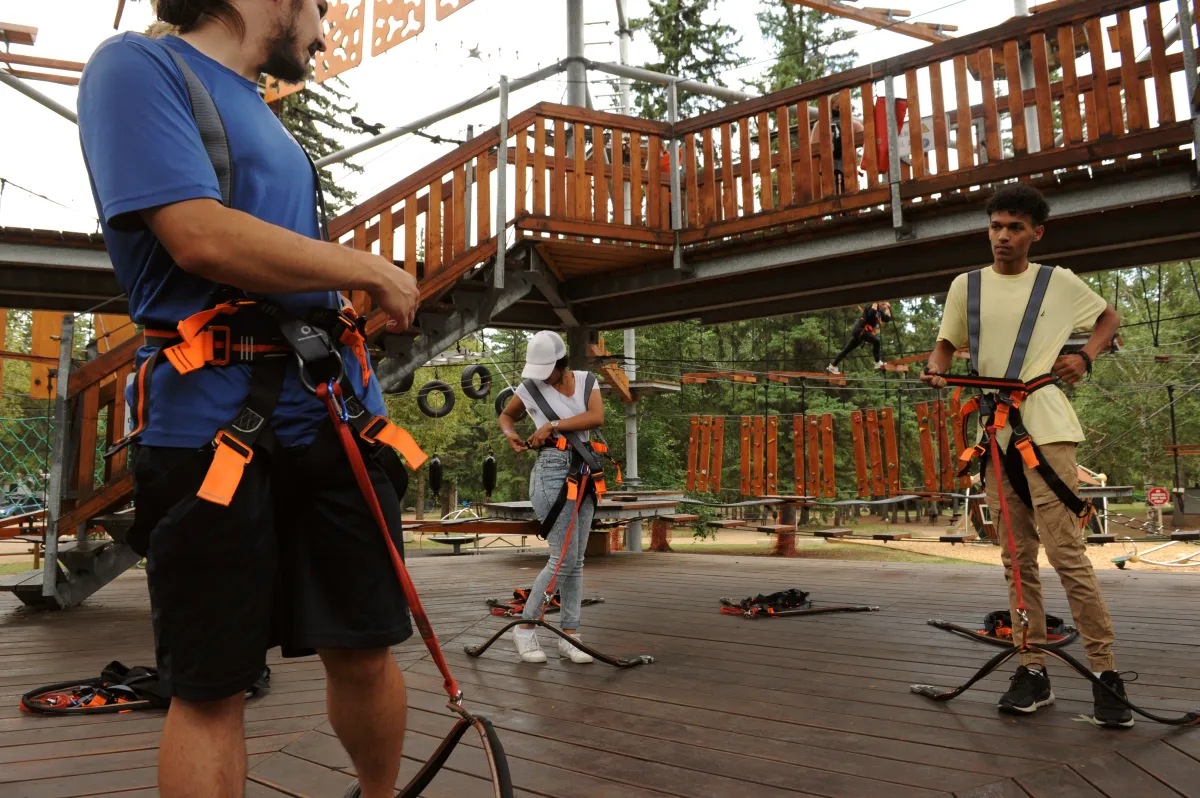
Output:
[497, 330, 605, 664]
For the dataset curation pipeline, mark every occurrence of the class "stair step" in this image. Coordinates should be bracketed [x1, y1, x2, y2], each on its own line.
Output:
[0, 568, 44, 589]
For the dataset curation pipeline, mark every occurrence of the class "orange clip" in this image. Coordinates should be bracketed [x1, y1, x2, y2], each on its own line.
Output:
[360, 416, 428, 470]
[1013, 437, 1039, 469]
[196, 432, 253, 506]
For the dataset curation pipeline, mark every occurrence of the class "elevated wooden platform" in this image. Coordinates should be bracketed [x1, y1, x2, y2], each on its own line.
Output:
[2, 555, 1198, 797]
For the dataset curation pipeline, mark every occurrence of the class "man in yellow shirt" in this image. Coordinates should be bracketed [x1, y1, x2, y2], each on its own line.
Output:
[922, 184, 1129, 728]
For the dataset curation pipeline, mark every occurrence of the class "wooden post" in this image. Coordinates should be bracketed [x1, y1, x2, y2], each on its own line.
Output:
[881, 407, 900, 496]
[851, 410, 869, 498]
[740, 416, 752, 496]
[698, 416, 712, 492]
[821, 414, 835, 499]
[866, 408, 885, 497]
[806, 415, 821, 497]
[766, 416, 779, 496]
[752, 416, 765, 498]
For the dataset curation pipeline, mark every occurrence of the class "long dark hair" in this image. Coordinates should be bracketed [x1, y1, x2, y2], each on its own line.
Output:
[155, 0, 245, 36]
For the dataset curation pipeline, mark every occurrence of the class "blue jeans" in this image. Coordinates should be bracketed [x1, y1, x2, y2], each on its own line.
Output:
[523, 449, 594, 629]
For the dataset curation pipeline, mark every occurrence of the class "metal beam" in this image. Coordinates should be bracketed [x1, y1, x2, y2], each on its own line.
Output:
[0, 68, 78, 123]
[527, 249, 580, 326]
[585, 60, 755, 103]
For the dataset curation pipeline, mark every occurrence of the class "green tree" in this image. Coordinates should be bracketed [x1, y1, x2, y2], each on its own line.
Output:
[751, 0, 857, 93]
[631, 0, 749, 119]
[275, 80, 362, 213]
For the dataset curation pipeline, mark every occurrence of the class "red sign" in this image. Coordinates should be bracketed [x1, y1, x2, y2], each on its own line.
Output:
[1147, 487, 1170, 506]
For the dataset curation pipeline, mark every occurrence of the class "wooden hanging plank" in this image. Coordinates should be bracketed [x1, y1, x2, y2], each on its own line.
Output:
[612, 128, 626, 225]
[866, 408, 885, 497]
[1086, 17, 1113, 138]
[928, 64, 949, 174]
[378, 205, 394, 263]
[948, 391, 970, 490]
[851, 411, 869, 498]
[1058, 25, 1084, 145]
[1031, 32, 1055, 151]
[403, 194, 418, 276]
[821, 414, 835, 499]
[935, 400, 955, 493]
[752, 415, 766, 498]
[685, 132, 700, 227]
[860, 82, 879, 187]
[574, 122, 589, 219]
[75, 384, 101, 499]
[1146, 2, 1175, 125]
[629, 131, 644, 226]
[915, 401, 937, 494]
[453, 165, 467, 256]
[1083, 89, 1098, 141]
[1004, 41, 1028, 156]
[740, 416, 752, 496]
[425, 182, 442, 273]
[515, 128, 528, 217]
[817, 95, 836, 196]
[793, 415, 805, 496]
[532, 117, 547, 217]
[807, 415, 821, 497]
[647, 134, 662, 229]
[794, 100, 813, 203]
[700, 127, 717, 224]
[1108, 83, 1125, 136]
[738, 119, 754, 213]
[838, 89, 859, 191]
[476, 153, 491, 241]
[698, 415, 713, 493]
[711, 417, 725, 494]
[904, 70, 925, 178]
[766, 416, 779, 497]
[776, 106, 794, 206]
[881, 407, 900, 496]
[953, 56, 974, 171]
[592, 128, 608, 223]
[978, 47, 1002, 163]
[1116, 10, 1145, 132]
[720, 123, 736, 219]
[552, 119, 566, 217]
[686, 416, 700, 492]
[757, 111, 774, 210]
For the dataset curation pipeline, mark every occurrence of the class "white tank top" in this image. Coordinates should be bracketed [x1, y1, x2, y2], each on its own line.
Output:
[515, 371, 598, 441]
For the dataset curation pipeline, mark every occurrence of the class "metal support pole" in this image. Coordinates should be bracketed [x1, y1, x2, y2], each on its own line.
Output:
[0, 69, 78, 124]
[464, 124, 474, 243]
[668, 81, 684, 271]
[567, 0, 587, 108]
[494, 77, 509, 289]
[586, 59, 755, 104]
[1013, 0, 1040, 153]
[1178, 0, 1200, 183]
[623, 329, 642, 552]
[1169, 384, 1182, 496]
[884, 75, 910, 238]
[615, 0, 633, 114]
[43, 314, 74, 600]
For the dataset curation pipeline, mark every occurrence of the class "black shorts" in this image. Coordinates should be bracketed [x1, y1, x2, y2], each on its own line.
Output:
[129, 421, 413, 702]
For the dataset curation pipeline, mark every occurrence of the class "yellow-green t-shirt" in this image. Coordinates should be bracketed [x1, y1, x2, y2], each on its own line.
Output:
[937, 264, 1107, 448]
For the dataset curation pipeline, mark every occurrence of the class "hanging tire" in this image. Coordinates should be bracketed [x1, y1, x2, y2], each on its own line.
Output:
[383, 371, 414, 395]
[495, 386, 515, 417]
[428, 455, 443, 499]
[482, 452, 497, 499]
[417, 380, 455, 418]
[461, 364, 492, 400]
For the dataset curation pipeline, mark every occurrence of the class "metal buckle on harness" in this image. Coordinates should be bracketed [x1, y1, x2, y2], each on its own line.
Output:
[1012, 435, 1040, 469]
[296, 348, 345, 395]
[208, 326, 232, 366]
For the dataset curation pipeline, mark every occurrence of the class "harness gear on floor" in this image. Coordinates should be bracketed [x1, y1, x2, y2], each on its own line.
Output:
[719, 588, 879, 618]
[131, 48, 514, 798]
[486, 587, 606, 617]
[20, 662, 269, 715]
[928, 611, 1078, 649]
[913, 266, 1200, 728]
[464, 374, 653, 669]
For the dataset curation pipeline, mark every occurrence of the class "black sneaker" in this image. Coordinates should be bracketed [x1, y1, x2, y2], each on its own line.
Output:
[998, 665, 1054, 714]
[1092, 671, 1136, 729]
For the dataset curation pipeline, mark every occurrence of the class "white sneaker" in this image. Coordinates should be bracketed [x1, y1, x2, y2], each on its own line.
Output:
[558, 633, 595, 664]
[825, 364, 840, 375]
[875, 361, 886, 370]
[512, 627, 546, 663]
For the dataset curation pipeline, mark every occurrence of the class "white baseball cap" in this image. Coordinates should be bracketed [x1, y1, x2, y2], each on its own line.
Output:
[522, 330, 567, 380]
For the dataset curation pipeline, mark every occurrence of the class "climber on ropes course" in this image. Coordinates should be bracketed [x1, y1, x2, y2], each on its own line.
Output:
[920, 184, 1134, 728]
[826, 301, 892, 374]
[496, 331, 612, 665]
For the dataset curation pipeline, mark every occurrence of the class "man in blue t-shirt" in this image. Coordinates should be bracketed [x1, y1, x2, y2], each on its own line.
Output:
[77, 2, 418, 795]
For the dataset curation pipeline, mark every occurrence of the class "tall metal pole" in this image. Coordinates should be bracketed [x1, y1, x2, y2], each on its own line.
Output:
[615, 0, 633, 116]
[43, 314, 74, 601]
[1013, 0, 1040, 152]
[494, 77, 509, 289]
[668, 81, 684, 271]
[1178, 0, 1200, 182]
[1168, 384, 1182, 495]
[464, 124, 474, 243]
[0, 69, 78, 124]
[567, 0, 588, 108]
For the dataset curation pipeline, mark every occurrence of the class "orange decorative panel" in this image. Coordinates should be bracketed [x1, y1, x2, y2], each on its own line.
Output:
[435, 0, 476, 20]
[315, 0, 366, 83]
[372, 0, 425, 56]
[263, 76, 305, 103]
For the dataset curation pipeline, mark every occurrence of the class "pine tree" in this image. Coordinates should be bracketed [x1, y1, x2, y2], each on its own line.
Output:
[752, 1, 857, 93]
[275, 80, 362, 213]
[631, 0, 749, 119]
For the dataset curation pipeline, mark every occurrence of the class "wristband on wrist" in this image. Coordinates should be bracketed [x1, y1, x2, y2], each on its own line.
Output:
[1077, 350, 1093, 375]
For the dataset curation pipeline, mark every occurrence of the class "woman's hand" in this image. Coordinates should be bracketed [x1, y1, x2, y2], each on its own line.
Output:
[526, 422, 554, 449]
[505, 431, 527, 453]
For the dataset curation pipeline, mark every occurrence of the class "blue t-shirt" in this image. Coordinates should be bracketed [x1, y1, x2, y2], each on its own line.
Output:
[77, 34, 386, 449]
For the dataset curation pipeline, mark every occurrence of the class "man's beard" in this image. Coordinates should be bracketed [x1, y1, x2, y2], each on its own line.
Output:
[261, 2, 313, 83]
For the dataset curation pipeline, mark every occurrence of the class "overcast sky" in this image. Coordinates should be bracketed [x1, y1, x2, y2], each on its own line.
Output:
[0, 0, 1130, 233]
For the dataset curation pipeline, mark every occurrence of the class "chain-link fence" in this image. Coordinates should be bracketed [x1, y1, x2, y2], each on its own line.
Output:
[0, 416, 50, 519]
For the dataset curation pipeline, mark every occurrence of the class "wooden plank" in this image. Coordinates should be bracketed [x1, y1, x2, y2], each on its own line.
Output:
[700, 127, 717, 224]
[806, 414, 821, 497]
[1071, 752, 1181, 798]
[710, 417, 725, 494]
[425, 180, 442, 274]
[698, 416, 713, 493]
[838, 89, 859, 191]
[514, 128, 529, 221]
[1086, 17, 1113, 138]
[1031, 32, 1056, 151]
[881, 407, 900, 495]
[866, 408, 885, 497]
[74, 384, 101, 499]
[773, 107, 793, 206]
[378, 205, 394, 263]
[860, 82, 880, 186]
[403, 194, 418, 276]
[1084, 89, 1098, 142]
[978, 47, 1003, 163]
[1122, 741, 1200, 798]
[793, 415, 805, 496]
[821, 414, 835, 498]
[720, 123, 736, 219]
[766, 416, 779, 497]
[592, 127, 607, 223]
[740, 416, 752, 496]
[739, 118, 754, 213]
[851, 411, 869, 498]
[29, 310, 58, 398]
[452, 165, 467, 256]
[532, 117, 546, 216]
[915, 401, 937, 494]
[953, 56, 974, 170]
[1146, 1, 1175, 125]
[928, 64, 949, 174]
[1058, 25, 1084, 146]
[752, 415, 765, 498]
[757, 111, 774, 210]
[686, 416, 700, 492]
[1015, 764, 1113, 798]
[574, 122, 589, 219]
[646, 134, 661, 229]
[817, 94, 836, 194]
[794, 100, 813, 202]
[934, 400, 954, 493]
[1116, 10, 1145, 132]
[477, 152, 491, 241]
[612, 128, 626, 225]
[1004, 41, 1028, 156]
[629, 131, 644, 226]
[552, 119, 566, 217]
[1109, 83, 1125, 136]
[684, 133, 700, 227]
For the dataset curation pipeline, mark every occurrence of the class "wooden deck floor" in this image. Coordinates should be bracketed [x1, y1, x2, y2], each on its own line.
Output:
[2, 552, 1199, 797]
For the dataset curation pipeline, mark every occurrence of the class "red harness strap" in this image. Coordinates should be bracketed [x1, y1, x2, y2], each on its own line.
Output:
[539, 469, 591, 621]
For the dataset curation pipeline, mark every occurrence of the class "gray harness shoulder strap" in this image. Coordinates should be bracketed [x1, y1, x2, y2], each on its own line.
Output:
[521, 375, 601, 471]
[164, 47, 233, 208]
[967, 264, 1053, 379]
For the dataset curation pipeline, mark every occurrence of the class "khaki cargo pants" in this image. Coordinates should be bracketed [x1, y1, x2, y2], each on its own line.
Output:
[984, 441, 1116, 672]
